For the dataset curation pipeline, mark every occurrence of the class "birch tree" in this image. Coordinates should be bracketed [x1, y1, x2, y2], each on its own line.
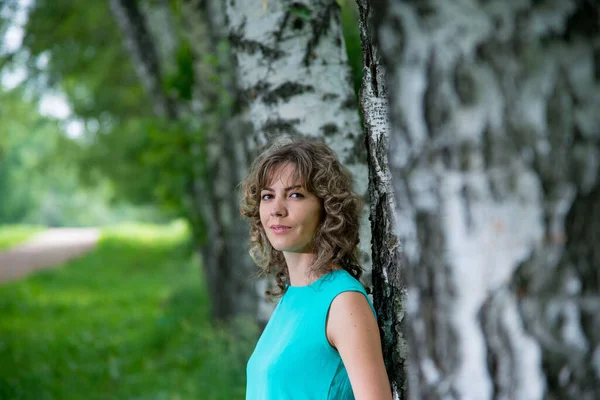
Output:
[371, 1, 600, 399]
[356, 0, 405, 397]
[224, 0, 373, 320]
[109, 0, 257, 321]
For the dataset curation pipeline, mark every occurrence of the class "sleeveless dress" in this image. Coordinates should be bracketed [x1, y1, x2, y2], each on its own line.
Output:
[246, 269, 376, 400]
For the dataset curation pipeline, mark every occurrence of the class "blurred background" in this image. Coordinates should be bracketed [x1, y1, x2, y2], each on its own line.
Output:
[0, 0, 365, 398]
[3, 0, 600, 399]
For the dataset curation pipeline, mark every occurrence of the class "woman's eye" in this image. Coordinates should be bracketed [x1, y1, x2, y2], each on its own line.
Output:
[261, 194, 272, 200]
[290, 192, 304, 198]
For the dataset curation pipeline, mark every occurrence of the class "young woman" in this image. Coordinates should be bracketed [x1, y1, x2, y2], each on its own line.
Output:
[240, 138, 392, 399]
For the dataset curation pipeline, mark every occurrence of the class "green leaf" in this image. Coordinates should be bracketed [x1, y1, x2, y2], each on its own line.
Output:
[287, 3, 312, 21]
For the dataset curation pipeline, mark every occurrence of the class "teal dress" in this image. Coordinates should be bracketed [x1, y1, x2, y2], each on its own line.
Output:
[246, 269, 376, 400]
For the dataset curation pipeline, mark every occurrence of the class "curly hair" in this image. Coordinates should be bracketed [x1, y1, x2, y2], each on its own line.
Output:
[239, 137, 364, 299]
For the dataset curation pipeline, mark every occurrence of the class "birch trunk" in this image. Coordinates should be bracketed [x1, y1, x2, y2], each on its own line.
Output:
[108, 0, 177, 119]
[356, 0, 406, 397]
[110, 0, 258, 321]
[181, 0, 258, 321]
[224, 0, 373, 315]
[372, 1, 600, 399]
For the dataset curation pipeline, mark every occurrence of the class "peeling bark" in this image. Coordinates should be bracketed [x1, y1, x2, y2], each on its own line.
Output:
[372, 0, 600, 399]
[356, 0, 406, 398]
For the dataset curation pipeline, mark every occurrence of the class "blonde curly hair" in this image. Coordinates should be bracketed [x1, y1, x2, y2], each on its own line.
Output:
[240, 137, 364, 299]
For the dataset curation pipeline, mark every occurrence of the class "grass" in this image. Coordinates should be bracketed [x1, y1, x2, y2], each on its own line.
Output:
[0, 225, 45, 251]
[0, 221, 259, 400]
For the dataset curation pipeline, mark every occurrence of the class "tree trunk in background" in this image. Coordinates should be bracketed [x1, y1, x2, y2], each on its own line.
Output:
[108, 0, 178, 119]
[138, 0, 179, 77]
[110, 0, 258, 321]
[180, 0, 258, 321]
[373, 1, 600, 399]
[356, 0, 405, 398]
[224, 1, 373, 322]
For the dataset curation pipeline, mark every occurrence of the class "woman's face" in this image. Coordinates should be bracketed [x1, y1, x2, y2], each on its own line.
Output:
[259, 163, 323, 254]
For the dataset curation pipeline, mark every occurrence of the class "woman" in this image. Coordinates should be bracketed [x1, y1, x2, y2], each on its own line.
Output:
[240, 138, 392, 400]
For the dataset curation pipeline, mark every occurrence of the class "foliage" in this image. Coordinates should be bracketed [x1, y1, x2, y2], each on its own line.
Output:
[0, 88, 79, 224]
[12, 0, 206, 232]
[0, 225, 44, 250]
[1, 0, 364, 234]
[0, 87, 166, 226]
[0, 221, 259, 399]
[21, 0, 149, 119]
[339, 0, 363, 95]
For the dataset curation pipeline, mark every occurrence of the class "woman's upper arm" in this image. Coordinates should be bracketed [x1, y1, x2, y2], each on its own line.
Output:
[327, 291, 393, 400]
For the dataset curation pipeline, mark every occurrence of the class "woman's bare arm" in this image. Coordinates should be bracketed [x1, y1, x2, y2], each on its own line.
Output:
[327, 291, 393, 400]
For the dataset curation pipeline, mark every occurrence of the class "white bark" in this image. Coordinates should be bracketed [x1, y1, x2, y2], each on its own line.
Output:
[224, 0, 373, 296]
[356, 0, 405, 397]
[373, 0, 600, 399]
[180, 0, 259, 320]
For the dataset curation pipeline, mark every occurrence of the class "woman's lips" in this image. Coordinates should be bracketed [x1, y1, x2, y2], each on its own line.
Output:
[271, 226, 291, 234]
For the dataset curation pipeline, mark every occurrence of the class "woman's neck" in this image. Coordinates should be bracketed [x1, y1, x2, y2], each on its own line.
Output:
[283, 251, 319, 287]
[283, 252, 342, 287]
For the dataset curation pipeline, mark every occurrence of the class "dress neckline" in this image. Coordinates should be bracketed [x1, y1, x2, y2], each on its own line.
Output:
[286, 269, 344, 290]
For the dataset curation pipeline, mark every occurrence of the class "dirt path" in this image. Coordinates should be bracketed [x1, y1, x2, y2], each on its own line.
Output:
[0, 228, 100, 284]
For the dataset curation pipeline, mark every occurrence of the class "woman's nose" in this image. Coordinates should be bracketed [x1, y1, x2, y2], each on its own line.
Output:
[271, 198, 286, 217]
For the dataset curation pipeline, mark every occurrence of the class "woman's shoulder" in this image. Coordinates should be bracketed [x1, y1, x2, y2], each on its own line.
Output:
[322, 268, 366, 292]
[325, 269, 376, 316]
[286, 268, 369, 304]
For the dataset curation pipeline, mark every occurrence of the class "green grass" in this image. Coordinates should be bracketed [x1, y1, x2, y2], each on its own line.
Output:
[0, 220, 259, 400]
[0, 225, 45, 251]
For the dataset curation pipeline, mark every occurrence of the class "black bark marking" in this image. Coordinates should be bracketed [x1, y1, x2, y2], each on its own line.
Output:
[594, 48, 600, 81]
[321, 92, 339, 101]
[320, 123, 339, 137]
[413, 211, 460, 393]
[372, 8, 405, 75]
[565, 185, 600, 294]
[482, 123, 493, 170]
[488, 175, 504, 202]
[545, 70, 573, 183]
[341, 94, 357, 109]
[275, 7, 291, 42]
[415, 3, 436, 18]
[423, 50, 450, 139]
[292, 18, 304, 30]
[242, 81, 271, 102]
[228, 32, 285, 60]
[262, 118, 302, 138]
[460, 142, 473, 171]
[440, 146, 453, 169]
[302, 2, 340, 66]
[563, 0, 599, 41]
[275, 3, 312, 42]
[460, 184, 474, 233]
[262, 82, 315, 105]
[343, 132, 368, 166]
[478, 293, 508, 400]
[514, 185, 600, 399]
[454, 58, 477, 105]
